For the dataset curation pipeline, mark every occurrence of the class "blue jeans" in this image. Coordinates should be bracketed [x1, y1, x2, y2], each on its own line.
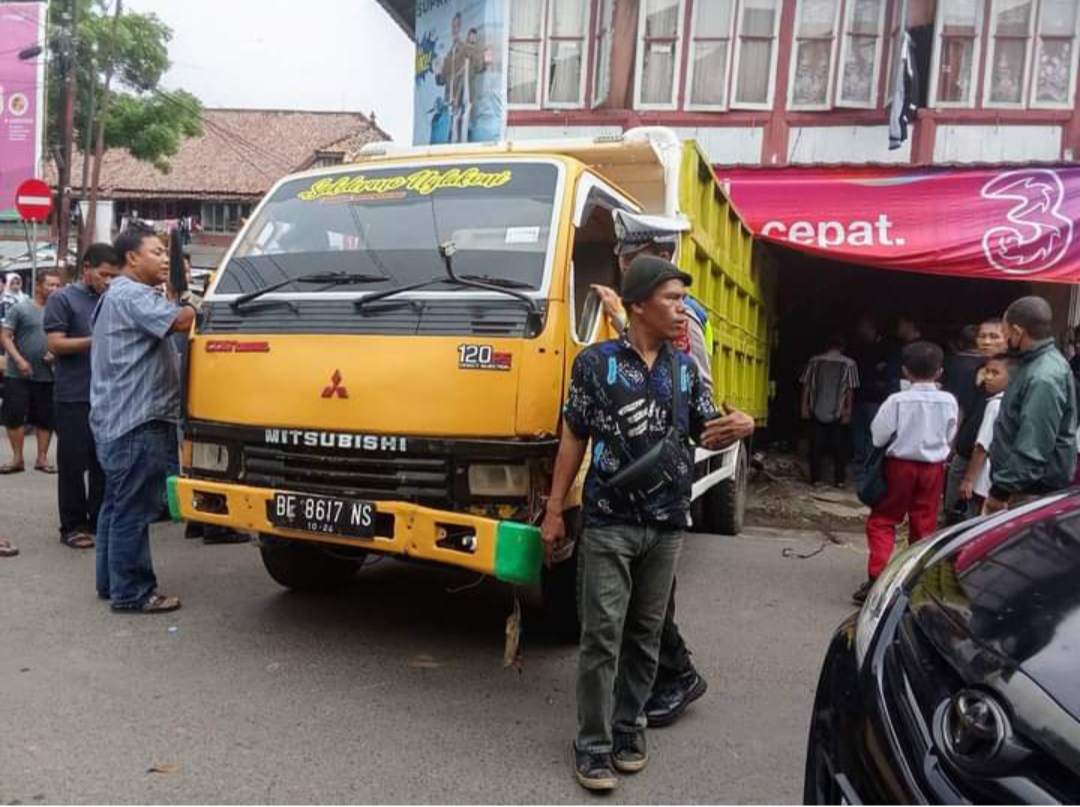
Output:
[576, 524, 684, 753]
[95, 421, 173, 608]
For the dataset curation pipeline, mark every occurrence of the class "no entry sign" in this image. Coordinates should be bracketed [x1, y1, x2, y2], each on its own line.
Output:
[15, 178, 53, 223]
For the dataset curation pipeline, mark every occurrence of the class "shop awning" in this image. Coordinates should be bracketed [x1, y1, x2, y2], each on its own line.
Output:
[717, 166, 1080, 284]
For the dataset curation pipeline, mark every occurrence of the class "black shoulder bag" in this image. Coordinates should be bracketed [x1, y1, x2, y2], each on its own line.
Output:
[857, 434, 896, 507]
[603, 353, 688, 502]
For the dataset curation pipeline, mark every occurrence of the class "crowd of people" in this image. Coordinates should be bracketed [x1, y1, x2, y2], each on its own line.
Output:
[0, 229, 247, 566]
[799, 299, 1079, 603]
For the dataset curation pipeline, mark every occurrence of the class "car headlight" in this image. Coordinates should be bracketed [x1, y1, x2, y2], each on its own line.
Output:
[854, 539, 939, 667]
[467, 464, 529, 497]
[190, 441, 230, 473]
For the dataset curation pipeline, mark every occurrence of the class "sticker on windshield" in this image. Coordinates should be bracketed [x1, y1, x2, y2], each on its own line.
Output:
[297, 167, 513, 203]
[505, 226, 540, 244]
[458, 344, 512, 372]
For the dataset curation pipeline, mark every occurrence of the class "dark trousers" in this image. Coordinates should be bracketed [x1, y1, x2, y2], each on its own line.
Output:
[656, 577, 693, 685]
[55, 401, 104, 536]
[810, 419, 849, 485]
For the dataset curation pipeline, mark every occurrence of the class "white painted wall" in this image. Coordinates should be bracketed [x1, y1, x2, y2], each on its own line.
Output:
[933, 125, 1063, 163]
[672, 127, 763, 165]
[507, 124, 764, 164]
[506, 125, 624, 141]
[787, 125, 912, 164]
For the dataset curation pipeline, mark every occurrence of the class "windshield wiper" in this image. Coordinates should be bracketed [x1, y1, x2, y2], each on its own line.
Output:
[458, 274, 535, 290]
[230, 271, 387, 311]
[353, 243, 544, 334]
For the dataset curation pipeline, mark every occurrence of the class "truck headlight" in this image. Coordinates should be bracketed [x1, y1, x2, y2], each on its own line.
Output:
[190, 441, 230, 474]
[468, 464, 529, 497]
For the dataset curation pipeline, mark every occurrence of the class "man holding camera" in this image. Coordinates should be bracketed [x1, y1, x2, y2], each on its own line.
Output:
[542, 256, 743, 792]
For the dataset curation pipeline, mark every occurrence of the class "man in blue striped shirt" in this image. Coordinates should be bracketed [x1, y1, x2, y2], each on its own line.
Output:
[90, 227, 195, 613]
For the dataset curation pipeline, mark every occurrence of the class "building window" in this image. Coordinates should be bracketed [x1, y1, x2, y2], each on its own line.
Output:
[508, 0, 589, 109]
[592, 0, 614, 107]
[546, 0, 590, 107]
[789, 0, 843, 109]
[509, 0, 544, 107]
[931, 0, 984, 106]
[200, 202, 249, 234]
[687, 0, 736, 108]
[635, 0, 685, 109]
[1034, 0, 1080, 106]
[733, 0, 782, 108]
[837, 0, 888, 107]
[984, 0, 1036, 106]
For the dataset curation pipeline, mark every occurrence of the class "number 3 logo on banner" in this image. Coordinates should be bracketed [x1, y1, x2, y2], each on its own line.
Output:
[981, 169, 1074, 275]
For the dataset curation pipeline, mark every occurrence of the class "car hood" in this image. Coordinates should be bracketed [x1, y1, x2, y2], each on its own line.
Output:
[910, 493, 1080, 722]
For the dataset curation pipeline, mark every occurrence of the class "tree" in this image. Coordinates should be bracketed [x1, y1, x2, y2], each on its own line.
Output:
[46, 0, 203, 172]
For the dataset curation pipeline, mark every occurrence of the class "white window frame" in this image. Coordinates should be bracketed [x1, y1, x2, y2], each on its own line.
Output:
[507, 3, 547, 110]
[591, 0, 615, 108]
[1031, 0, 1080, 109]
[634, 0, 687, 111]
[928, 0, 986, 108]
[884, 0, 909, 107]
[787, 0, 845, 111]
[731, 0, 783, 110]
[982, 0, 1037, 109]
[544, 0, 591, 109]
[685, 0, 738, 111]
[836, 0, 889, 108]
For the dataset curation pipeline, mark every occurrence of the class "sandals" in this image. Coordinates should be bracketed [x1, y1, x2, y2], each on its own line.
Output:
[111, 594, 182, 614]
[0, 463, 25, 475]
[60, 532, 95, 550]
[35, 463, 57, 474]
[0, 540, 18, 558]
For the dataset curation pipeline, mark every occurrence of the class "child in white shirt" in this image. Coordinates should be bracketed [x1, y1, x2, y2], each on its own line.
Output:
[960, 355, 1011, 513]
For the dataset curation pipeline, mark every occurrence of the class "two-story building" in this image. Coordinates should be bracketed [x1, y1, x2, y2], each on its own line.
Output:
[382, 0, 1080, 441]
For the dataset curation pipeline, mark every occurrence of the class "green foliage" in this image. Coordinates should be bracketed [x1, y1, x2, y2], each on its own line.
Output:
[45, 0, 203, 171]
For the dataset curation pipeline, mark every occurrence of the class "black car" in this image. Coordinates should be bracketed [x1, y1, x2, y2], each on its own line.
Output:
[805, 492, 1080, 804]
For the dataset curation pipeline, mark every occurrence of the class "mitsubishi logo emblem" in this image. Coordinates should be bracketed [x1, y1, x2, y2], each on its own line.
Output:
[321, 370, 349, 399]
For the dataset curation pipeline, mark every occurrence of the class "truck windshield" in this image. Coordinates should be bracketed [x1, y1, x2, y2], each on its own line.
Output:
[217, 161, 559, 296]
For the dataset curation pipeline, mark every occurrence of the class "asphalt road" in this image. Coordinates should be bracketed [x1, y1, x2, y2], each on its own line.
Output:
[0, 459, 867, 804]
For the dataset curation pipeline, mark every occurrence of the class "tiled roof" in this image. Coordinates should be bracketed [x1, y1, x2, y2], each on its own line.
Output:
[56, 108, 389, 200]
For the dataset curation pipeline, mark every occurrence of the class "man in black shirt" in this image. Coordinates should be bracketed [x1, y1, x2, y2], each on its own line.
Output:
[542, 257, 735, 792]
[44, 244, 121, 548]
[850, 316, 889, 468]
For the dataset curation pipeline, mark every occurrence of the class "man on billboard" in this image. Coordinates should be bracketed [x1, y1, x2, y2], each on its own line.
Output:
[435, 11, 492, 142]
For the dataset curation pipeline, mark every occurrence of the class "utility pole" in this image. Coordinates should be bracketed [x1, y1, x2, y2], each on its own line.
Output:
[85, 0, 121, 252]
[56, 0, 78, 279]
[78, 41, 97, 258]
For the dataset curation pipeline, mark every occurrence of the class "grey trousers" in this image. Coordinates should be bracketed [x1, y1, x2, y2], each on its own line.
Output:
[576, 523, 684, 753]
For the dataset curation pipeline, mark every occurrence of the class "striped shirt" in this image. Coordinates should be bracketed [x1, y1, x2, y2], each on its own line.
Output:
[801, 351, 860, 423]
[89, 275, 181, 444]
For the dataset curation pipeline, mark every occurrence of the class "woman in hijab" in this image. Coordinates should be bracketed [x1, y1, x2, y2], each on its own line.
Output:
[2, 272, 28, 312]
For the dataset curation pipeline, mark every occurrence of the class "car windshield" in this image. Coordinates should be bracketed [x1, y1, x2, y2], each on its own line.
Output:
[216, 161, 559, 296]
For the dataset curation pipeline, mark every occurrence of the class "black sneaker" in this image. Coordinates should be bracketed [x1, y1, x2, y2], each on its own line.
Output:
[852, 578, 875, 605]
[612, 731, 648, 774]
[573, 745, 618, 792]
[644, 669, 708, 728]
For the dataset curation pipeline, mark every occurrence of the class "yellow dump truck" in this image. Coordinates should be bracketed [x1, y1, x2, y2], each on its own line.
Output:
[169, 127, 774, 632]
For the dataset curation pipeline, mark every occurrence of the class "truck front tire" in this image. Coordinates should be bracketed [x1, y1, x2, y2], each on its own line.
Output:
[702, 443, 748, 536]
[259, 537, 364, 591]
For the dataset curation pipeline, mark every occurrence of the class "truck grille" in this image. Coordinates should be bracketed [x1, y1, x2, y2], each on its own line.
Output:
[242, 445, 453, 504]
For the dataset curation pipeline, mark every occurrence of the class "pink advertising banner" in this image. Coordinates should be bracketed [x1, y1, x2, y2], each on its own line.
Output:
[0, 2, 46, 220]
[719, 166, 1080, 284]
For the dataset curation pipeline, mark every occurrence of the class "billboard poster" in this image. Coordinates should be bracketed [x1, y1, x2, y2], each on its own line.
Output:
[0, 2, 47, 220]
[413, 0, 507, 146]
